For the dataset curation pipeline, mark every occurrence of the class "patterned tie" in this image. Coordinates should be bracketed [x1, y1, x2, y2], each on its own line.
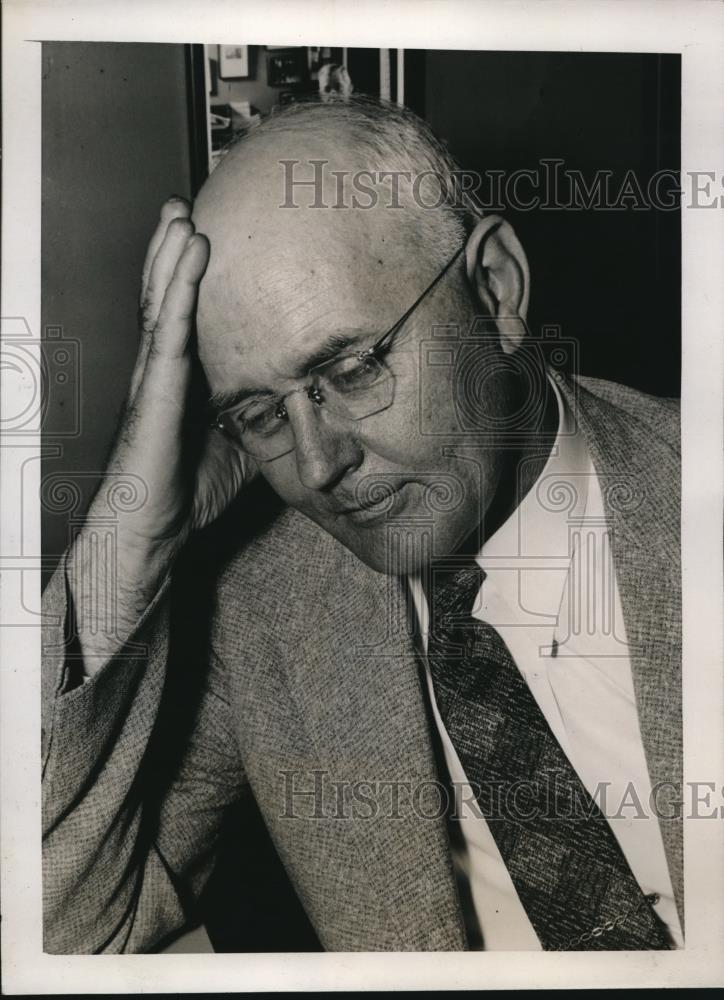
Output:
[426, 563, 672, 951]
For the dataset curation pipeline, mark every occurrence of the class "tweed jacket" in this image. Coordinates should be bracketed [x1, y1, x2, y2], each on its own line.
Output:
[41, 373, 682, 953]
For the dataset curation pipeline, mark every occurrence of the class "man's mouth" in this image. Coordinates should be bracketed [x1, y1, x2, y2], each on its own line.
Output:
[334, 483, 409, 523]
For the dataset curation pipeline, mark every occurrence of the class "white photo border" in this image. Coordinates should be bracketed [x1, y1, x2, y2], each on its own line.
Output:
[2, 0, 723, 991]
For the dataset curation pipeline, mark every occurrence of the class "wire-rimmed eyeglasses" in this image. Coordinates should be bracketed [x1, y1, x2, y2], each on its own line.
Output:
[211, 245, 465, 461]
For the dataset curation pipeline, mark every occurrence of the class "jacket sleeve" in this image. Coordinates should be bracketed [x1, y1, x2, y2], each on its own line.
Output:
[41, 553, 248, 954]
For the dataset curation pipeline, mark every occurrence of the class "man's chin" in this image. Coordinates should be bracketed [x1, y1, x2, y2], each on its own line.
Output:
[337, 524, 443, 578]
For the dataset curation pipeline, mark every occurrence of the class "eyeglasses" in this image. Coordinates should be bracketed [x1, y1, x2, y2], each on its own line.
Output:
[212, 245, 465, 461]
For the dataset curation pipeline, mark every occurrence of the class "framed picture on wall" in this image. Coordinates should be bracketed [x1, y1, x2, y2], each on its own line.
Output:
[266, 48, 307, 88]
[218, 45, 250, 79]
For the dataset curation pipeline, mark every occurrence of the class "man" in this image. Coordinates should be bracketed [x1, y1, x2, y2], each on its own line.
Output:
[41, 97, 682, 953]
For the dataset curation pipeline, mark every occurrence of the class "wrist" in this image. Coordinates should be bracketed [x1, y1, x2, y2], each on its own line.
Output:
[65, 529, 176, 676]
[67, 525, 178, 623]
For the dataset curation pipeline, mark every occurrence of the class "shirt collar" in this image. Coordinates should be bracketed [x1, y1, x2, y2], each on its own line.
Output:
[407, 369, 593, 636]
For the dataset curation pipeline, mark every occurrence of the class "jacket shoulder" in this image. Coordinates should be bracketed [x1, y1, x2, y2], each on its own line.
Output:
[573, 374, 680, 453]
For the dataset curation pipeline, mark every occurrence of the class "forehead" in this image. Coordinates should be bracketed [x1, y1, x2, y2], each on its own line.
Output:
[198, 231, 410, 398]
[194, 143, 432, 396]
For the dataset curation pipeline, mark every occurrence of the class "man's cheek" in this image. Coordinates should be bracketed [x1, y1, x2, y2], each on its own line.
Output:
[360, 402, 431, 463]
[257, 461, 305, 507]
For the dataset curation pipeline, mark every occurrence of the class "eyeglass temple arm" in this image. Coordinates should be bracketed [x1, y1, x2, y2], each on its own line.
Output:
[370, 245, 465, 355]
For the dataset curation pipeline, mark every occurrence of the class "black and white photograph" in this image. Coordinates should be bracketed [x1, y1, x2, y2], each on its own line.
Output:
[1, 0, 723, 992]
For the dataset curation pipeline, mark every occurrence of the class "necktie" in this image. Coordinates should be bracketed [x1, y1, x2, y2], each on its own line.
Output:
[426, 563, 672, 950]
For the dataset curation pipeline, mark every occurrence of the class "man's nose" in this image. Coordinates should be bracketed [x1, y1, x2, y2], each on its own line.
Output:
[286, 393, 362, 492]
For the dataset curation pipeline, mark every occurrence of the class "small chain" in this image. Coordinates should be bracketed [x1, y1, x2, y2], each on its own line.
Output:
[561, 893, 660, 950]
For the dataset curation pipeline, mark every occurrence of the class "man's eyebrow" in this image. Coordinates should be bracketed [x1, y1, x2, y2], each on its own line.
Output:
[292, 330, 363, 375]
[209, 385, 276, 413]
[209, 330, 368, 413]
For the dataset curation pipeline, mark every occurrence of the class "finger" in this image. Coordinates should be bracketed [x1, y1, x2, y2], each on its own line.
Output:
[130, 213, 196, 405]
[141, 216, 196, 337]
[140, 197, 190, 304]
[151, 233, 210, 361]
[134, 215, 195, 390]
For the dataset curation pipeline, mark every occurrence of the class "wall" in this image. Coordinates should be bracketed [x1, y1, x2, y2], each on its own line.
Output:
[42, 41, 194, 576]
[423, 50, 681, 396]
[206, 44, 285, 114]
[206, 45, 386, 115]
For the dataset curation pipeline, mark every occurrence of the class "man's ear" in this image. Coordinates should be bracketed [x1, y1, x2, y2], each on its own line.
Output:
[465, 215, 530, 354]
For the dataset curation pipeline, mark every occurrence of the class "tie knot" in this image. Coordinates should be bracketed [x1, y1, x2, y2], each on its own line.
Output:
[428, 561, 486, 633]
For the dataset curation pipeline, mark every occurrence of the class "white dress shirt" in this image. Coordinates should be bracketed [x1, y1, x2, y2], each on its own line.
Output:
[408, 372, 683, 950]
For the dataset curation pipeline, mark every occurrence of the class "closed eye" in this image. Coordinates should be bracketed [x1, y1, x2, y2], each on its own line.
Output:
[236, 400, 283, 436]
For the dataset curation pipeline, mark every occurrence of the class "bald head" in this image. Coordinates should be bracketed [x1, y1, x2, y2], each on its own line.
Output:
[192, 98, 477, 396]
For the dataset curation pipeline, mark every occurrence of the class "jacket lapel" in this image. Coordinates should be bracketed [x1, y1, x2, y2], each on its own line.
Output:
[558, 375, 684, 929]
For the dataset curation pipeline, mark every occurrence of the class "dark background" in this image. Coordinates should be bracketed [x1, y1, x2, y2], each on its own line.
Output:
[419, 50, 680, 398]
[41, 43, 681, 953]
